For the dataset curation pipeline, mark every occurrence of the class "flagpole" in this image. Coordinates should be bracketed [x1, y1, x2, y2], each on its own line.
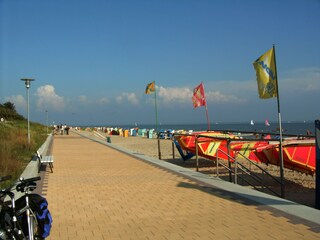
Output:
[201, 82, 210, 131]
[273, 44, 285, 198]
[154, 82, 159, 132]
[154, 82, 161, 159]
[205, 105, 210, 131]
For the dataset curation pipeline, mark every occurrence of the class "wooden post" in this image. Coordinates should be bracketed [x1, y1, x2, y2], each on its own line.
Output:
[172, 140, 175, 160]
[227, 139, 232, 183]
[195, 136, 199, 172]
[157, 137, 161, 160]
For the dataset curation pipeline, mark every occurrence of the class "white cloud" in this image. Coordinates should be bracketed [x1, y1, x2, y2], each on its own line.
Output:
[281, 67, 320, 92]
[35, 85, 65, 111]
[205, 80, 256, 95]
[5, 94, 26, 109]
[116, 92, 139, 105]
[156, 85, 246, 104]
[158, 86, 192, 103]
[206, 90, 246, 103]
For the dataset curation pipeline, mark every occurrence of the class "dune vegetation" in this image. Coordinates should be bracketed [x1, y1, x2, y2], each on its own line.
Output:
[0, 102, 48, 187]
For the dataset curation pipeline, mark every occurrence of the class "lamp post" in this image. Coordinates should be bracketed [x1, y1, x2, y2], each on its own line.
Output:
[45, 110, 48, 134]
[21, 78, 35, 145]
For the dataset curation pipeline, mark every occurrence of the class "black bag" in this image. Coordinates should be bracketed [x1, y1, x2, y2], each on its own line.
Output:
[15, 194, 52, 238]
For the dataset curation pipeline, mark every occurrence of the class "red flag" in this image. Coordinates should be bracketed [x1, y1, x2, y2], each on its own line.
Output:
[192, 83, 206, 108]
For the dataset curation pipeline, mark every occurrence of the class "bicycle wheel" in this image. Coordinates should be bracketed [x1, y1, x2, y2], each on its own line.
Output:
[0, 206, 25, 240]
[28, 209, 44, 240]
[15, 209, 41, 240]
[0, 207, 10, 240]
[15, 195, 48, 240]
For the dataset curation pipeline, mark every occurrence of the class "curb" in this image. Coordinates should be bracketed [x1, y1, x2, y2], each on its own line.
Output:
[13, 134, 53, 199]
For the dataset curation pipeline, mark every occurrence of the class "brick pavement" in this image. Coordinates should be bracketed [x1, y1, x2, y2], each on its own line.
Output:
[44, 132, 320, 240]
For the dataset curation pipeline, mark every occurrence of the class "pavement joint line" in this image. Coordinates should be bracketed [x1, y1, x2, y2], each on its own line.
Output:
[74, 130, 320, 226]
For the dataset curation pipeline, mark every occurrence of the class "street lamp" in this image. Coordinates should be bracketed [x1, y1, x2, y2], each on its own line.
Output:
[45, 110, 48, 134]
[21, 78, 35, 145]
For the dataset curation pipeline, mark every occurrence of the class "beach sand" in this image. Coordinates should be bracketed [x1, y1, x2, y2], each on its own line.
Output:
[84, 130, 316, 208]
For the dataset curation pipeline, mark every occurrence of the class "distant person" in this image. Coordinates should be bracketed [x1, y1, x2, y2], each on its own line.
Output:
[60, 124, 64, 135]
[63, 124, 67, 134]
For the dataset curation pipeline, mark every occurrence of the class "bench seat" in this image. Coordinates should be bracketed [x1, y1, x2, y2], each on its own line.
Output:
[36, 151, 54, 173]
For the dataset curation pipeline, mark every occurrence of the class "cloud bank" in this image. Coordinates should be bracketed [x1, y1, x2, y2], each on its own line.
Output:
[35, 85, 66, 111]
[4, 66, 318, 125]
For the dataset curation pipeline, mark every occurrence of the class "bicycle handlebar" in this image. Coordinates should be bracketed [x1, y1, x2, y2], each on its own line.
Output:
[1, 176, 41, 194]
[16, 176, 41, 193]
[18, 176, 41, 183]
[1, 176, 42, 239]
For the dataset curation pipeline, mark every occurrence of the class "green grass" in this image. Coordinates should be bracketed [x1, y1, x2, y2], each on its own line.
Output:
[0, 120, 48, 188]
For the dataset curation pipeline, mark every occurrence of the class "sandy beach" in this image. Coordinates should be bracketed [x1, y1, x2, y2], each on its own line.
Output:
[82, 129, 316, 208]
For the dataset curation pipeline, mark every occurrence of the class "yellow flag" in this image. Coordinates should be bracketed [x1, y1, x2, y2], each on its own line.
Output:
[253, 47, 277, 99]
[145, 81, 155, 94]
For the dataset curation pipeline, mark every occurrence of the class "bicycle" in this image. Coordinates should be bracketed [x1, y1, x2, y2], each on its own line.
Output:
[0, 176, 48, 240]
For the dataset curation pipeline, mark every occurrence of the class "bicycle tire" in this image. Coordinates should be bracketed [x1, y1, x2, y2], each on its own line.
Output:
[0, 206, 25, 240]
[28, 209, 42, 240]
[15, 197, 44, 240]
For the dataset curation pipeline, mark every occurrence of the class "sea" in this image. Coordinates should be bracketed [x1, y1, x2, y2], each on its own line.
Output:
[95, 121, 316, 137]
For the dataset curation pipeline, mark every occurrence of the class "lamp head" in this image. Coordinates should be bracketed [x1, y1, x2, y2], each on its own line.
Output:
[21, 78, 35, 89]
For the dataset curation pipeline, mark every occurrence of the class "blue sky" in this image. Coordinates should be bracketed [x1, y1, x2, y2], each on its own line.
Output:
[1, 0, 319, 126]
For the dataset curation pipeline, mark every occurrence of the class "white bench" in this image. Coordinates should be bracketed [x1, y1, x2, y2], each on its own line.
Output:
[36, 151, 54, 173]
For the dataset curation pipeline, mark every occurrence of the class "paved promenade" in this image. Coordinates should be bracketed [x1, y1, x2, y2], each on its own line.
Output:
[44, 132, 320, 240]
